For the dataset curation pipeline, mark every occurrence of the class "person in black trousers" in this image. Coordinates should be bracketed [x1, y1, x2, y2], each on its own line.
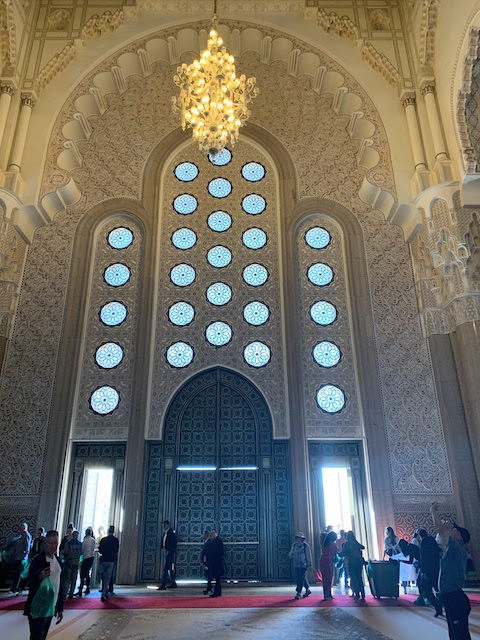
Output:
[157, 520, 177, 590]
[201, 529, 212, 595]
[204, 529, 225, 598]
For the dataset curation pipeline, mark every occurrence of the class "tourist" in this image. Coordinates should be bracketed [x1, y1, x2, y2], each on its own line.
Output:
[383, 526, 401, 558]
[204, 528, 225, 598]
[340, 531, 365, 601]
[6, 522, 32, 595]
[201, 529, 212, 595]
[417, 528, 442, 615]
[319, 530, 337, 600]
[63, 530, 82, 599]
[77, 527, 95, 596]
[30, 528, 46, 559]
[157, 520, 177, 590]
[431, 503, 471, 639]
[288, 532, 312, 599]
[99, 525, 119, 603]
[24, 530, 63, 639]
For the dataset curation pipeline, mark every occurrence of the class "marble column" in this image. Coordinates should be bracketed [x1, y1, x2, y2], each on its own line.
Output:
[421, 81, 448, 160]
[402, 92, 427, 170]
[0, 84, 14, 147]
[8, 94, 36, 172]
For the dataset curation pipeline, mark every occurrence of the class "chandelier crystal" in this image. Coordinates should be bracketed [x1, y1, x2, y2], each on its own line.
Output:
[172, 14, 259, 155]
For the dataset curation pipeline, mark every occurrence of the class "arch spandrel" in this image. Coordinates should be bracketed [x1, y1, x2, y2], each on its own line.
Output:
[39, 20, 397, 229]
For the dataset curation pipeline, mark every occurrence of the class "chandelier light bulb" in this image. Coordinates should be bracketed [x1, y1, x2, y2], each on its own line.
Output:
[172, 13, 259, 155]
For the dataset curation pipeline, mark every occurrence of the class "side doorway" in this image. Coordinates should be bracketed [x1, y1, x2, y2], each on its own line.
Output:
[309, 441, 372, 567]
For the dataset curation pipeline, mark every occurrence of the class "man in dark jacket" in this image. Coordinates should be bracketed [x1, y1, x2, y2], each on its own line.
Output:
[98, 525, 119, 603]
[24, 530, 63, 640]
[158, 520, 177, 590]
[204, 528, 225, 598]
[417, 528, 442, 615]
[7, 522, 32, 594]
[63, 530, 83, 599]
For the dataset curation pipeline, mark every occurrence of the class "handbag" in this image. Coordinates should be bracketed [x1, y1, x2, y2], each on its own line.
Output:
[30, 577, 56, 619]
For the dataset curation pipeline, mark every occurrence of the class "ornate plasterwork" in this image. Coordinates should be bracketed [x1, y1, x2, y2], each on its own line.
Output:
[0, 204, 27, 339]
[411, 193, 480, 335]
[34, 10, 125, 95]
[362, 42, 401, 87]
[0, 0, 16, 76]
[135, 0, 304, 10]
[457, 27, 480, 173]
[418, 0, 439, 69]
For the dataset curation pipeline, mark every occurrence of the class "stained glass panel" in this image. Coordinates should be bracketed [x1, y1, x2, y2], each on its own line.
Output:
[316, 384, 345, 413]
[174, 162, 199, 182]
[242, 194, 266, 215]
[244, 341, 271, 367]
[99, 301, 128, 326]
[241, 162, 266, 182]
[208, 178, 232, 199]
[168, 301, 195, 326]
[90, 386, 120, 415]
[243, 301, 269, 326]
[205, 321, 232, 346]
[95, 342, 124, 369]
[107, 227, 134, 249]
[172, 228, 197, 250]
[243, 263, 268, 286]
[305, 226, 331, 249]
[310, 300, 337, 326]
[166, 341, 194, 367]
[242, 228, 267, 250]
[209, 148, 232, 166]
[104, 263, 131, 287]
[312, 341, 341, 367]
[171, 264, 196, 286]
[307, 263, 334, 286]
[208, 210, 232, 232]
[173, 194, 198, 214]
[206, 282, 232, 306]
[207, 245, 232, 268]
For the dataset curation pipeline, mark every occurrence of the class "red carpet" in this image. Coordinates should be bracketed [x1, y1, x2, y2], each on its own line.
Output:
[2, 593, 480, 610]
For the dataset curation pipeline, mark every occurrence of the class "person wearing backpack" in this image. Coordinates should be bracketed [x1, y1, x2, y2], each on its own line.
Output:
[24, 530, 63, 639]
[288, 532, 312, 599]
[62, 530, 82, 599]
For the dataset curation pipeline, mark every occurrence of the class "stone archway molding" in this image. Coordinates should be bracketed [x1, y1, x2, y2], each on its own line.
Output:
[45, 22, 417, 241]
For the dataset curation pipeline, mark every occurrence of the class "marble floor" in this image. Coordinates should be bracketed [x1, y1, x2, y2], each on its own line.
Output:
[1, 585, 480, 640]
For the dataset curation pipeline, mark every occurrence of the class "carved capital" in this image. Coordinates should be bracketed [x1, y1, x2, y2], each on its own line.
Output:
[0, 83, 15, 97]
[20, 93, 36, 108]
[420, 80, 436, 97]
[401, 92, 416, 109]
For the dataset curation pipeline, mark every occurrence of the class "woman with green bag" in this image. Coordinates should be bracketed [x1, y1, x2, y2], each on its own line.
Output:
[23, 530, 64, 640]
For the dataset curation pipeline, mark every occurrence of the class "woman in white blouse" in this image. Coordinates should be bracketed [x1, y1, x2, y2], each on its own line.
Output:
[77, 527, 95, 596]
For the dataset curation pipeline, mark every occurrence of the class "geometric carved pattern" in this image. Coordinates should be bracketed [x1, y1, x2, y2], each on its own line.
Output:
[141, 368, 292, 581]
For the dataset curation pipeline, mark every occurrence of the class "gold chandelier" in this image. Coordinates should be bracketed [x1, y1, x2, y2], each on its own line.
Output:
[172, 4, 258, 156]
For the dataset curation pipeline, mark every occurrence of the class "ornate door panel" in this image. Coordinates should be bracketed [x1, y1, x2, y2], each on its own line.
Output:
[141, 368, 292, 581]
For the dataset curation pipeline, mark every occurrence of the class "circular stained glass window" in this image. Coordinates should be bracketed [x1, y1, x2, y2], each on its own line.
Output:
[244, 341, 271, 367]
[171, 263, 196, 286]
[243, 228, 267, 250]
[209, 148, 232, 166]
[310, 300, 337, 326]
[108, 227, 133, 250]
[174, 162, 199, 182]
[313, 341, 341, 368]
[104, 263, 131, 287]
[316, 384, 346, 413]
[207, 245, 232, 268]
[208, 178, 232, 199]
[242, 194, 266, 215]
[166, 341, 194, 368]
[95, 342, 124, 369]
[173, 194, 198, 214]
[206, 321, 232, 346]
[208, 210, 232, 232]
[305, 226, 331, 249]
[90, 386, 120, 415]
[168, 301, 195, 326]
[172, 228, 197, 250]
[241, 162, 266, 182]
[243, 263, 268, 287]
[307, 263, 334, 286]
[206, 282, 232, 306]
[99, 301, 127, 326]
[243, 301, 269, 326]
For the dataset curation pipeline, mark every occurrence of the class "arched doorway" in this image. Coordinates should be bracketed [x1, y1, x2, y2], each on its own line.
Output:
[141, 367, 292, 582]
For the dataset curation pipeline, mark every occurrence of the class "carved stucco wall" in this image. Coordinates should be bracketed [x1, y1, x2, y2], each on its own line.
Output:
[0, 20, 453, 538]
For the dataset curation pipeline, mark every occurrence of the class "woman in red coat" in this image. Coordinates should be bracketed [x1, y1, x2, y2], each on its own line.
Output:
[320, 531, 338, 600]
